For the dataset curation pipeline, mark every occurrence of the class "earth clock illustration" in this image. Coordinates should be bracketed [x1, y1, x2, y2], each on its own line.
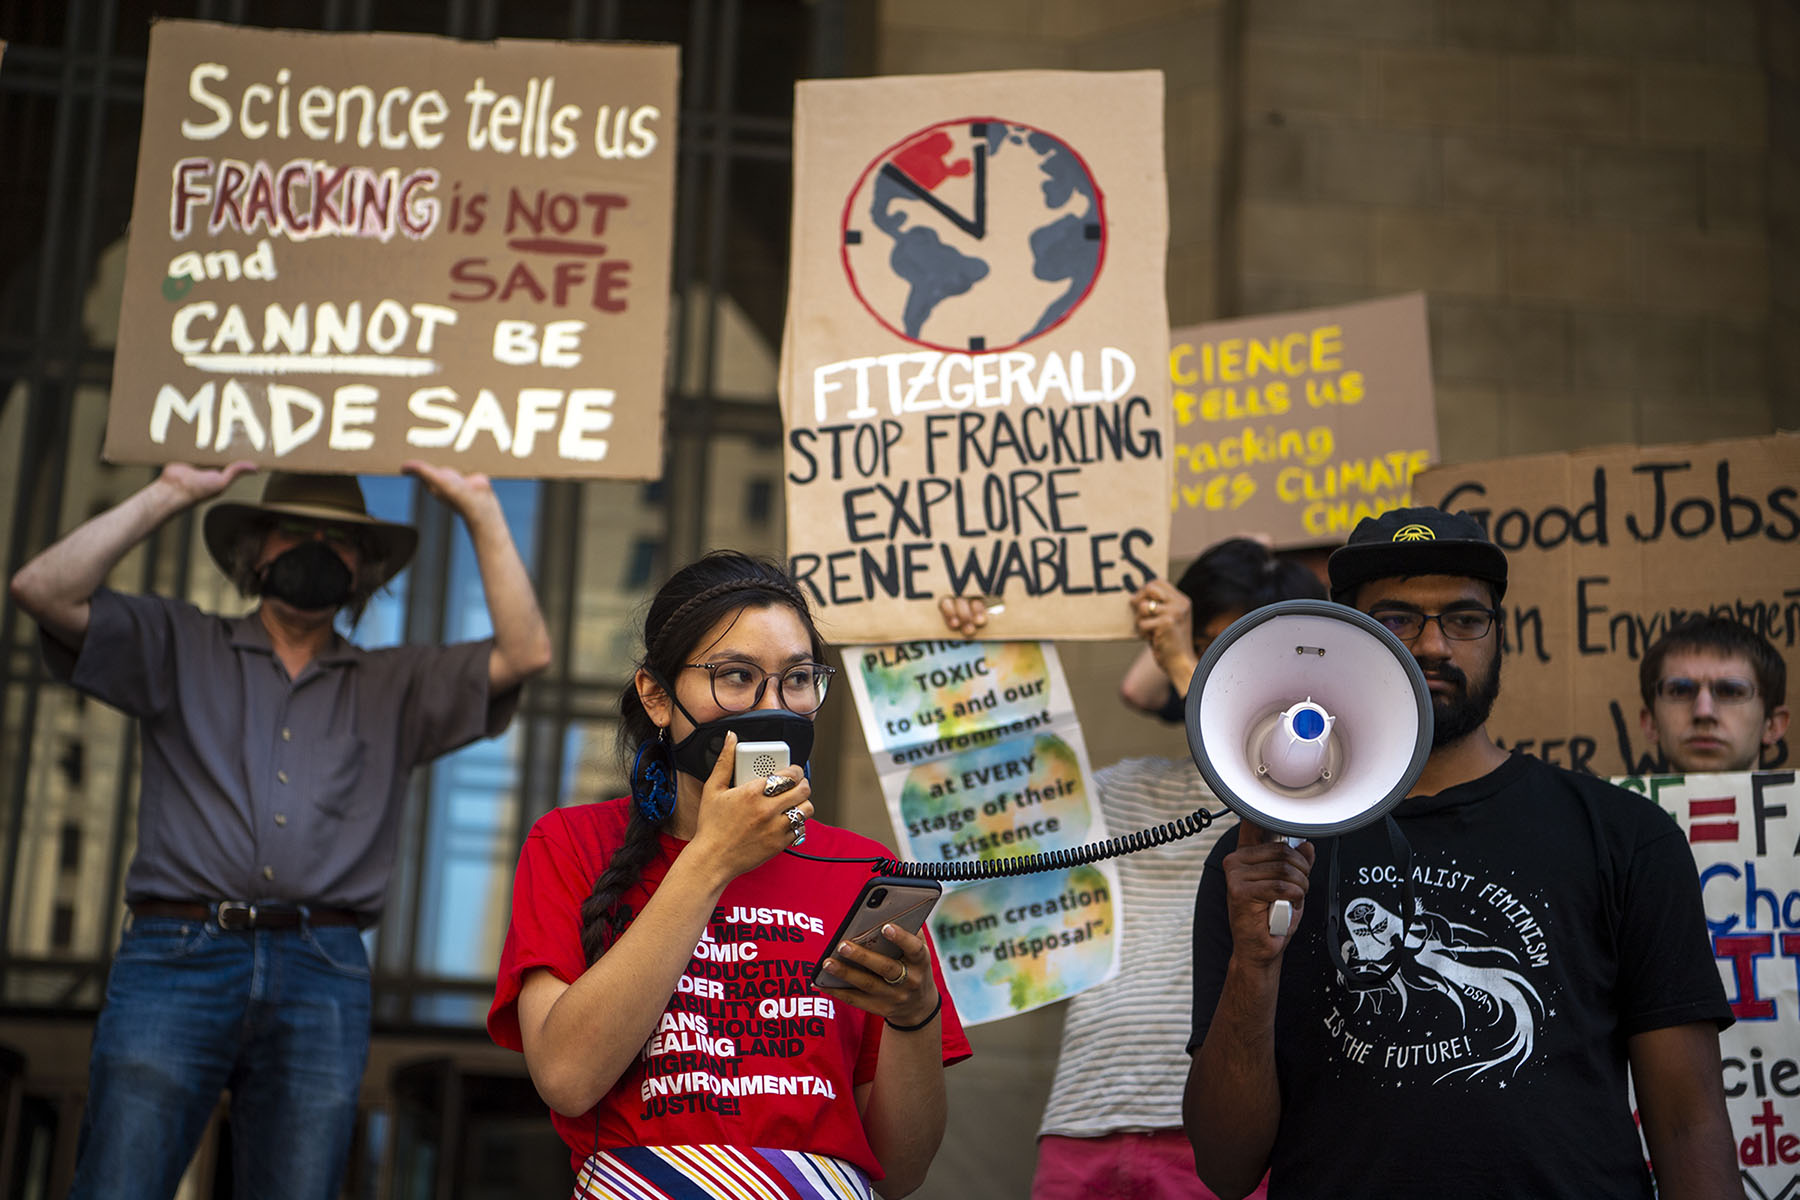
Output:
[839, 117, 1107, 354]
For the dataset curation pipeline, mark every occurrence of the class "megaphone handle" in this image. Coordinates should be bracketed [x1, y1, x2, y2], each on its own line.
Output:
[1267, 837, 1303, 937]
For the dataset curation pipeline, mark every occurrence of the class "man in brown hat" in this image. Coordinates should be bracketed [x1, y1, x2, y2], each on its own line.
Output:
[1181, 506, 1736, 1200]
[9, 459, 551, 1200]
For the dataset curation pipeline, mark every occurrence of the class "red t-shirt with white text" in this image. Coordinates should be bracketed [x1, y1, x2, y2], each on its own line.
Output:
[488, 798, 972, 1177]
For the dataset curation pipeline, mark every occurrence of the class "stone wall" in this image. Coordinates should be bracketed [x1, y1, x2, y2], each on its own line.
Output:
[1237, 0, 1774, 463]
[1768, 0, 1800, 429]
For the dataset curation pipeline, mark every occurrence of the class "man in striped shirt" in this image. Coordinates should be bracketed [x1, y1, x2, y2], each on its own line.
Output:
[943, 538, 1322, 1199]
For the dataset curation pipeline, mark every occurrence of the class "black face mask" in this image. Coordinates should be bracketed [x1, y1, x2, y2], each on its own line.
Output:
[258, 539, 353, 612]
[669, 708, 816, 782]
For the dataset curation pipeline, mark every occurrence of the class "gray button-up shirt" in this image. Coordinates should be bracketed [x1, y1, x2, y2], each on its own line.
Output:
[46, 588, 518, 915]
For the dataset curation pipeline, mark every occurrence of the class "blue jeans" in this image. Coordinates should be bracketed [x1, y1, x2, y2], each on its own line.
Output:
[67, 915, 372, 1200]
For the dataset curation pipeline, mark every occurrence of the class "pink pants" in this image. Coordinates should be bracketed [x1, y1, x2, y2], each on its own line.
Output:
[1031, 1132, 1270, 1200]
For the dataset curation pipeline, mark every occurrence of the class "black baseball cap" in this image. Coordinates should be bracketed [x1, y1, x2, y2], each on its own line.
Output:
[1327, 506, 1509, 605]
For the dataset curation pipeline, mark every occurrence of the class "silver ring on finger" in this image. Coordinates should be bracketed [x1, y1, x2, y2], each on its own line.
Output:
[765, 773, 797, 797]
[785, 807, 807, 845]
[1146, 599, 1159, 615]
[884, 961, 908, 986]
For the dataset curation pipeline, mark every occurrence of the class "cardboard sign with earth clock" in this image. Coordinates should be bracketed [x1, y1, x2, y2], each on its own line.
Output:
[781, 70, 1172, 643]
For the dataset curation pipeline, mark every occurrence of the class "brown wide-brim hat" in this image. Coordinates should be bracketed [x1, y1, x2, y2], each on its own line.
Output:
[202, 472, 418, 588]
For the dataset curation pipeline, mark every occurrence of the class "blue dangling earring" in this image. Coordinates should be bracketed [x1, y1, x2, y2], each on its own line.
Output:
[632, 729, 676, 823]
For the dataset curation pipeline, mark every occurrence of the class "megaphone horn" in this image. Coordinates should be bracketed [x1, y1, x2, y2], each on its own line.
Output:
[1184, 599, 1433, 932]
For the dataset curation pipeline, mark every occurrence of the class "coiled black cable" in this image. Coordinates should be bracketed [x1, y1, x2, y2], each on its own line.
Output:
[867, 806, 1222, 881]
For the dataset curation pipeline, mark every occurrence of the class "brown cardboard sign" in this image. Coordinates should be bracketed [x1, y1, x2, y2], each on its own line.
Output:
[780, 71, 1172, 643]
[1169, 293, 1437, 556]
[107, 20, 678, 478]
[1414, 433, 1800, 777]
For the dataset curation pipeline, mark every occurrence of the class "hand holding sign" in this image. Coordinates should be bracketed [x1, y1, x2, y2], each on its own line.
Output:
[1132, 579, 1198, 694]
[938, 595, 990, 639]
[401, 459, 494, 519]
[158, 460, 261, 505]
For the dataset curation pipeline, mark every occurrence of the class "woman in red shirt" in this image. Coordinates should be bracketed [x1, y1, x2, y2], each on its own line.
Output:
[490, 551, 970, 1198]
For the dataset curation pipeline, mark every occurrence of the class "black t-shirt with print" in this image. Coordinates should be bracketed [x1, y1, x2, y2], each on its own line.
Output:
[1189, 752, 1731, 1199]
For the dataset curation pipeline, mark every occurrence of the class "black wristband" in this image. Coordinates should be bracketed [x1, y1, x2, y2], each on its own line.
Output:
[885, 995, 942, 1033]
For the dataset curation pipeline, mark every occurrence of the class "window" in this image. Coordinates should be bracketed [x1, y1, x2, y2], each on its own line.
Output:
[746, 478, 774, 525]
[624, 537, 661, 589]
[57, 823, 81, 875]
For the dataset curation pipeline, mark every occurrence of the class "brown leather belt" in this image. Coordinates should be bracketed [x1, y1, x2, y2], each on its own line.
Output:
[129, 900, 367, 929]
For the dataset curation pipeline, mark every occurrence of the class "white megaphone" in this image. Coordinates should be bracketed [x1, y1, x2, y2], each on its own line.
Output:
[1184, 600, 1432, 935]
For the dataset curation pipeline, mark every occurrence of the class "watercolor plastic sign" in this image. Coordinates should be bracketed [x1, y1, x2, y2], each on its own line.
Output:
[844, 637, 1120, 1025]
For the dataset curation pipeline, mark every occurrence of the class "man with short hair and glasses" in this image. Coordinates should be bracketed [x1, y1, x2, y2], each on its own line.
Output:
[1183, 506, 1735, 1200]
[1639, 615, 1790, 773]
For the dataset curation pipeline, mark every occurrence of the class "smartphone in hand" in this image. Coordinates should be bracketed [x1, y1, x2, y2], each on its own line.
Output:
[734, 740, 790, 788]
[813, 876, 942, 989]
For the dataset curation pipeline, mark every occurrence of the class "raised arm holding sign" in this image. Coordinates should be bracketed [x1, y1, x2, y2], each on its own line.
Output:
[9, 460, 549, 1198]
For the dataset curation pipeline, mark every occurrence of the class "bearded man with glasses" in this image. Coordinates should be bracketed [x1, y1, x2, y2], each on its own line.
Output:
[1183, 506, 1736, 1200]
[1639, 615, 1790, 773]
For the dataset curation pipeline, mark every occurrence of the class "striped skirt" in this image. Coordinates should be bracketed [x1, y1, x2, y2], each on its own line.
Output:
[573, 1145, 875, 1200]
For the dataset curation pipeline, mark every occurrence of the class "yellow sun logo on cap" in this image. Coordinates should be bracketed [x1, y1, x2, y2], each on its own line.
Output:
[1392, 524, 1436, 542]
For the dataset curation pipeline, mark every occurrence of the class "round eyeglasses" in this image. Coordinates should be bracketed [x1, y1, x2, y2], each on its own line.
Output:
[1368, 608, 1499, 642]
[1653, 676, 1758, 706]
[683, 660, 836, 714]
